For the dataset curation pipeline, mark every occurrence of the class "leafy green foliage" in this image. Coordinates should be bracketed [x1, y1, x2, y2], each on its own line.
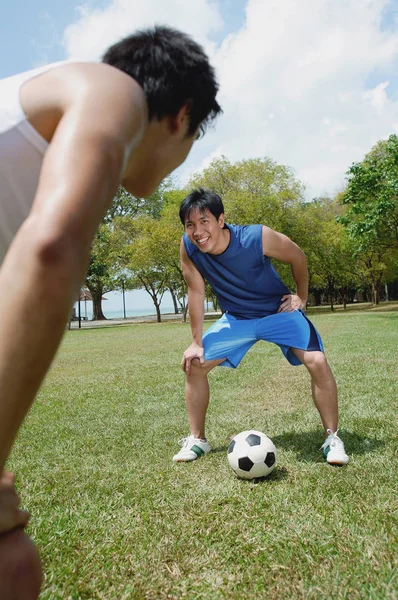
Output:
[85, 225, 114, 320]
[189, 156, 304, 231]
[85, 181, 175, 319]
[340, 134, 398, 250]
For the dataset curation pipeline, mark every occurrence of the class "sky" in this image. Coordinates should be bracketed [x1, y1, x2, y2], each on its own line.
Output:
[2, 0, 398, 315]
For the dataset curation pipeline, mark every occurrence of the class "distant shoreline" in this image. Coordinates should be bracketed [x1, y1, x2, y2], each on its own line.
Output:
[69, 311, 220, 329]
[69, 301, 398, 330]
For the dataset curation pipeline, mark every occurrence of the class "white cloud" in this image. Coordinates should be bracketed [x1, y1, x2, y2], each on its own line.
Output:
[63, 0, 398, 199]
[364, 81, 390, 112]
[63, 0, 223, 60]
[197, 0, 398, 198]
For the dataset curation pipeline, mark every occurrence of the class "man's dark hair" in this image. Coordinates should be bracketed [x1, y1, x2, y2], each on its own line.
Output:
[102, 26, 222, 136]
[179, 188, 224, 224]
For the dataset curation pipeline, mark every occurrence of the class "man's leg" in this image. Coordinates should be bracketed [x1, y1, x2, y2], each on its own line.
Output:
[185, 358, 225, 439]
[174, 314, 257, 462]
[291, 348, 349, 464]
[291, 349, 337, 432]
[173, 358, 225, 462]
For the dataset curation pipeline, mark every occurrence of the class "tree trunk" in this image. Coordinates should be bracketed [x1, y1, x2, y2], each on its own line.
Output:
[154, 300, 162, 323]
[169, 287, 179, 314]
[210, 293, 219, 312]
[328, 277, 335, 311]
[371, 282, 377, 306]
[313, 290, 322, 306]
[183, 304, 189, 323]
[89, 287, 107, 320]
[375, 279, 382, 305]
[385, 283, 389, 302]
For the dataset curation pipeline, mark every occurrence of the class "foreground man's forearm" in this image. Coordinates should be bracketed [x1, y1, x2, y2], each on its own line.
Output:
[0, 217, 89, 473]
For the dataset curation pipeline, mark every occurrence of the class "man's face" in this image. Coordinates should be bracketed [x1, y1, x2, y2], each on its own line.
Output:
[122, 119, 198, 198]
[165, 123, 200, 175]
[184, 208, 225, 253]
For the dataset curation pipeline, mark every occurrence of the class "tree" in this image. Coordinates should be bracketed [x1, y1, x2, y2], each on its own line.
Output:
[85, 187, 141, 320]
[339, 135, 398, 303]
[189, 156, 304, 232]
[85, 225, 114, 320]
[104, 180, 174, 223]
[340, 134, 398, 250]
[286, 197, 359, 308]
[109, 215, 179, 323]
[84, 180, 174, 319]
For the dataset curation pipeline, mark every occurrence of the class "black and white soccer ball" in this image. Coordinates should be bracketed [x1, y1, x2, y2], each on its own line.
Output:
[227, 430, 277, 480]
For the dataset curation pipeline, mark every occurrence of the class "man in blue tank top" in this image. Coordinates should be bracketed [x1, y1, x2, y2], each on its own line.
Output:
[173, 189, 349, 466]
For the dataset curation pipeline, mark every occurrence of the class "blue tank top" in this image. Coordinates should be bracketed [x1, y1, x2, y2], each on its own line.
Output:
[183, 224, 291, 319]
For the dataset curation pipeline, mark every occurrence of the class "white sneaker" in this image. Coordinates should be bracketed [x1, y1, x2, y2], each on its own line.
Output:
[172, 435, 211, 462]
[321, 429, 349, 465]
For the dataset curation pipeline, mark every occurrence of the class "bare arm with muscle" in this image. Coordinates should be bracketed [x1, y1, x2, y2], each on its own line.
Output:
[261, 225, 308, 312]
[180, 239, 206, 375]
[0, 64, 146, 502]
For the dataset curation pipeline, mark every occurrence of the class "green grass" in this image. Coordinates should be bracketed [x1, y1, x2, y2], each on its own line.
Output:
[8, 310, 398, 599]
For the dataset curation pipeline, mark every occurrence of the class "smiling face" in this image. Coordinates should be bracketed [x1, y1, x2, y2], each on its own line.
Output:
[184, 208, 229, 254]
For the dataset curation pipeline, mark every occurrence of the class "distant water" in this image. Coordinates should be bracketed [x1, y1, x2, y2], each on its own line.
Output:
[79, 307, 177, 320]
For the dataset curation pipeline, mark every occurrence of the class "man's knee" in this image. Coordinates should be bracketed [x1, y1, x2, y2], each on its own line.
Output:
[0, 528, 42, 599]
[303, 351, 329, 374]
[188, 358, 215, 378]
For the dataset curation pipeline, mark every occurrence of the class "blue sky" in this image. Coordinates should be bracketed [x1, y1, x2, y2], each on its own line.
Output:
[2, 1, 397, 88]
[2, 0, 398, 315]
[0, 0, 246, 77]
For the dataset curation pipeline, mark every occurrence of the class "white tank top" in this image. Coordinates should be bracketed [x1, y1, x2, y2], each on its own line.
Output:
[0, 62, 67, 263]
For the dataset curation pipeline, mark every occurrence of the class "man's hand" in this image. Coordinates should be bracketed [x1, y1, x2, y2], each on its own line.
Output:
[0, 472, 30, 534]
[277, 294, 307, 313]
[181, 343, 204, 375]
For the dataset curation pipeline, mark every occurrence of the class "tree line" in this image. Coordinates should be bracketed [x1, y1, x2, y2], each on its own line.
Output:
[84, 134, 398, 321]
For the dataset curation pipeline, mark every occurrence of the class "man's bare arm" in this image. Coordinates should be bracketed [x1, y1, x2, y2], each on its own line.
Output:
[0, 67, 145, 475]
[262, 225, 308, 310]
[180, 240, 206, 374]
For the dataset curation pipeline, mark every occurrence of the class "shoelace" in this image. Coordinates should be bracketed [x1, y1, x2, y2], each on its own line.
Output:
[320, 429, 343, 451]
[178, 437, 191, 447]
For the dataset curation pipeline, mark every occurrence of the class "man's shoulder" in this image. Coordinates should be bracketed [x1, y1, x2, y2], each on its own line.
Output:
[43, 62, 143, 100]
[3, 61, 140, 100]
[228, 223, 263, 243]
[22, 62, 147, 147]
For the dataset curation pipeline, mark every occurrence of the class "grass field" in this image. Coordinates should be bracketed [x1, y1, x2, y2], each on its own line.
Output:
[8, 310, 398, 599]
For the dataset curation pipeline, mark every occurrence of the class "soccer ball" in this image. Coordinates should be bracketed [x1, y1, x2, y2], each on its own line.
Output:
[227, 430, 277, 480]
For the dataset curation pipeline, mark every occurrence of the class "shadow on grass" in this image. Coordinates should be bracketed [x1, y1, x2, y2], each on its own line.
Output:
[245, 465, 289, 484]
[272, 429, 385, 463]
[211, 445, 230, 455]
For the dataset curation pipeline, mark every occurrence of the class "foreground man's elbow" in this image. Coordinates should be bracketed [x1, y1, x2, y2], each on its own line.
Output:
[20, 217, 84, 273]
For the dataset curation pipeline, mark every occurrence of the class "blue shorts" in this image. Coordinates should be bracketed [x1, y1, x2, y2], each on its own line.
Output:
[202, 311, 324, 368]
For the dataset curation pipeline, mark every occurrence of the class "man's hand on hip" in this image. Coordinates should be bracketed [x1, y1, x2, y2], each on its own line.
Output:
[277, 294, 307, 313]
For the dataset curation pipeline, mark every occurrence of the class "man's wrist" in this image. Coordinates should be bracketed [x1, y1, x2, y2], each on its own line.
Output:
[295, 293, 308, 304]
